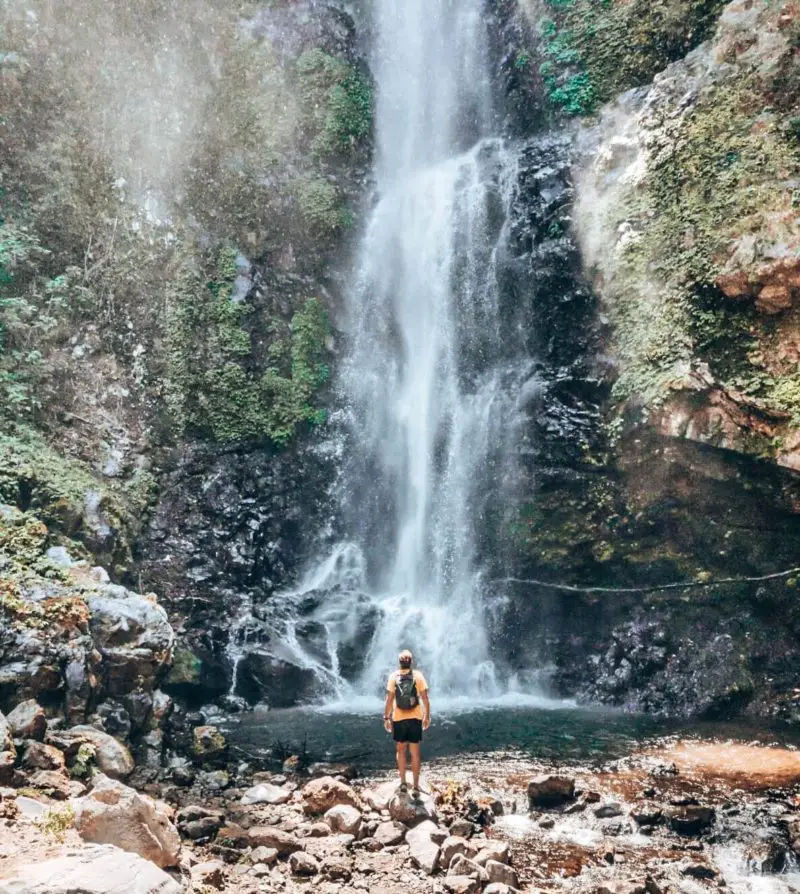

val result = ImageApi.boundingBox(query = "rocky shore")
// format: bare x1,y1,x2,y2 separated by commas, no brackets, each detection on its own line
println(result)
1,699,799,894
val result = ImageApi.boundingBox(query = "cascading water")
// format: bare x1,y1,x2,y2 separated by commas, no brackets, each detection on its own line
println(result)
232,0,540,703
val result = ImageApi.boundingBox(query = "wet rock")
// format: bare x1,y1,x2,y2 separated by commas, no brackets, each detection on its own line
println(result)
789,817,800,854
191,861,225,889
0,844,181,894
289,851,319,876
444,878,482,894
388,788,438,825
474,840,511,866
197,769,229,790
241,781,292,805
682,863,718,879
406,819,441,874
7,700,46,741
22,741,65,771
374,820,406,846
665,805,715,835
72,774,181,869
527,774,575,807
325,803,362,835
631,803,663,826
191,725,227,767
594,801,625,818
95,702,131,740
65,726,135,780
485,860,521,889
248,826,304,855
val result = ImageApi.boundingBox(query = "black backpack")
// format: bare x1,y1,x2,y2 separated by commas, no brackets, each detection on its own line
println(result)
394,672,419,710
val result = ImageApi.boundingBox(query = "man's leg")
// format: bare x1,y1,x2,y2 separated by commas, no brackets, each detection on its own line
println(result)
409,742,422,792
396,742,408,785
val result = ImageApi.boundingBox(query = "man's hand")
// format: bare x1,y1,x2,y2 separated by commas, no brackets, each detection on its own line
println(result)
422,715,431,731
383,718,392,733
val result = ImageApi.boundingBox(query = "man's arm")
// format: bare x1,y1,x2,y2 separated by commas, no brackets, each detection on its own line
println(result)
383,690,394,732
421,691,431,730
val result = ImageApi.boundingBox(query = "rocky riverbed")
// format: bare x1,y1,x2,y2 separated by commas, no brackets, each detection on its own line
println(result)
1,702,799,894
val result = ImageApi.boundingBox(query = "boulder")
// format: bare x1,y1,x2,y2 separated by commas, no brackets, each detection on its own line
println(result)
325,803,362,835
0,844,181,894
179,816,221,841
307,762,356,779
665,805,715,835
474,840,511,866
363,779,397,811
789,817,800,854
527,774,575,807
72,775,181,868
406,819,441,874
450,818,474,837
67,727,135,779
248,826,304,855
444,878,482,894
441,835,477,867
22,741,65,771
289,851,319,876
484,886,518,894
321,857,352,881
302,775,359,814
631,803,663,826
241,782,292,805
388,788,437,825
191,725,227,767
7,700,46,741
485,860,520,888
374,820,407,847
308,822,331,837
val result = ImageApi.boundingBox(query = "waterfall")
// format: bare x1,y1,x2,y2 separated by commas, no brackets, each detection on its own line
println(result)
247,0,536,702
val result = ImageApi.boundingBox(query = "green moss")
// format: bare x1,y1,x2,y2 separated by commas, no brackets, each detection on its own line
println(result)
296,49,373,157
537,0,726,116
166,252,331,444
294,176,347,235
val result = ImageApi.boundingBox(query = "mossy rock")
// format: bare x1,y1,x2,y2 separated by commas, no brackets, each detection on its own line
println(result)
191,724,228,767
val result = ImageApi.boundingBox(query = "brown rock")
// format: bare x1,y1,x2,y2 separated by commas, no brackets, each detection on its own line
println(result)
302,775,360,815
190,861,225,889
388,788,437,825
474,840,511,866
289,851,319,876
406,819,441,874
485,859,520,888
449,854,488,882
30,769,72,800
72,775,181,868
665,805,715,835
23,741,65,772
324,803,362,835
321,857,352,881
373,820,406,846
441,835,477,868
248,825,304,855
527,774,575,807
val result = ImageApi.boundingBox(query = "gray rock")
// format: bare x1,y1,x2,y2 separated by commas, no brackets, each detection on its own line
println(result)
441,835,477,868
7,700,46,741
0,710,15,757
449,818,474,837
249,846,278,865
0,844,180,894
325,803,362,835
388,788,437,825
248,826,304,855
444,878,482,894
484,885,518,894
594,801,625,818
448,854,488,882
406,819,441,874
373,820,406,846
474,840,511,866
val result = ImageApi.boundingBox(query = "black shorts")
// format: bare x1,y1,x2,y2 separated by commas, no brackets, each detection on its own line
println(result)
392,718,423,743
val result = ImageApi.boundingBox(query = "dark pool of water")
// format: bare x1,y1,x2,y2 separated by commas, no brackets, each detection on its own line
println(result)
219,697,800,771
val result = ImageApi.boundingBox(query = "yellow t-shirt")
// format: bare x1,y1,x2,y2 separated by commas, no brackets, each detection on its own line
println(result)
387,669,428,721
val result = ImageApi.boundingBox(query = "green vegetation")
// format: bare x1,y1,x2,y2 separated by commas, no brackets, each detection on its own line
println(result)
38,804,75,842
167,248,330,444
296,49,373,157
536,0,727,116
70,742,97,780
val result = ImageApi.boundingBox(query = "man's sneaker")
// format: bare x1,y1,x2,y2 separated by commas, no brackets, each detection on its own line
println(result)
398,782,408,793
411,788,421,801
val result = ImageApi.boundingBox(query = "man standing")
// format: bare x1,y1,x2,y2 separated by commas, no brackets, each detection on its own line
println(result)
383,649,430,799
